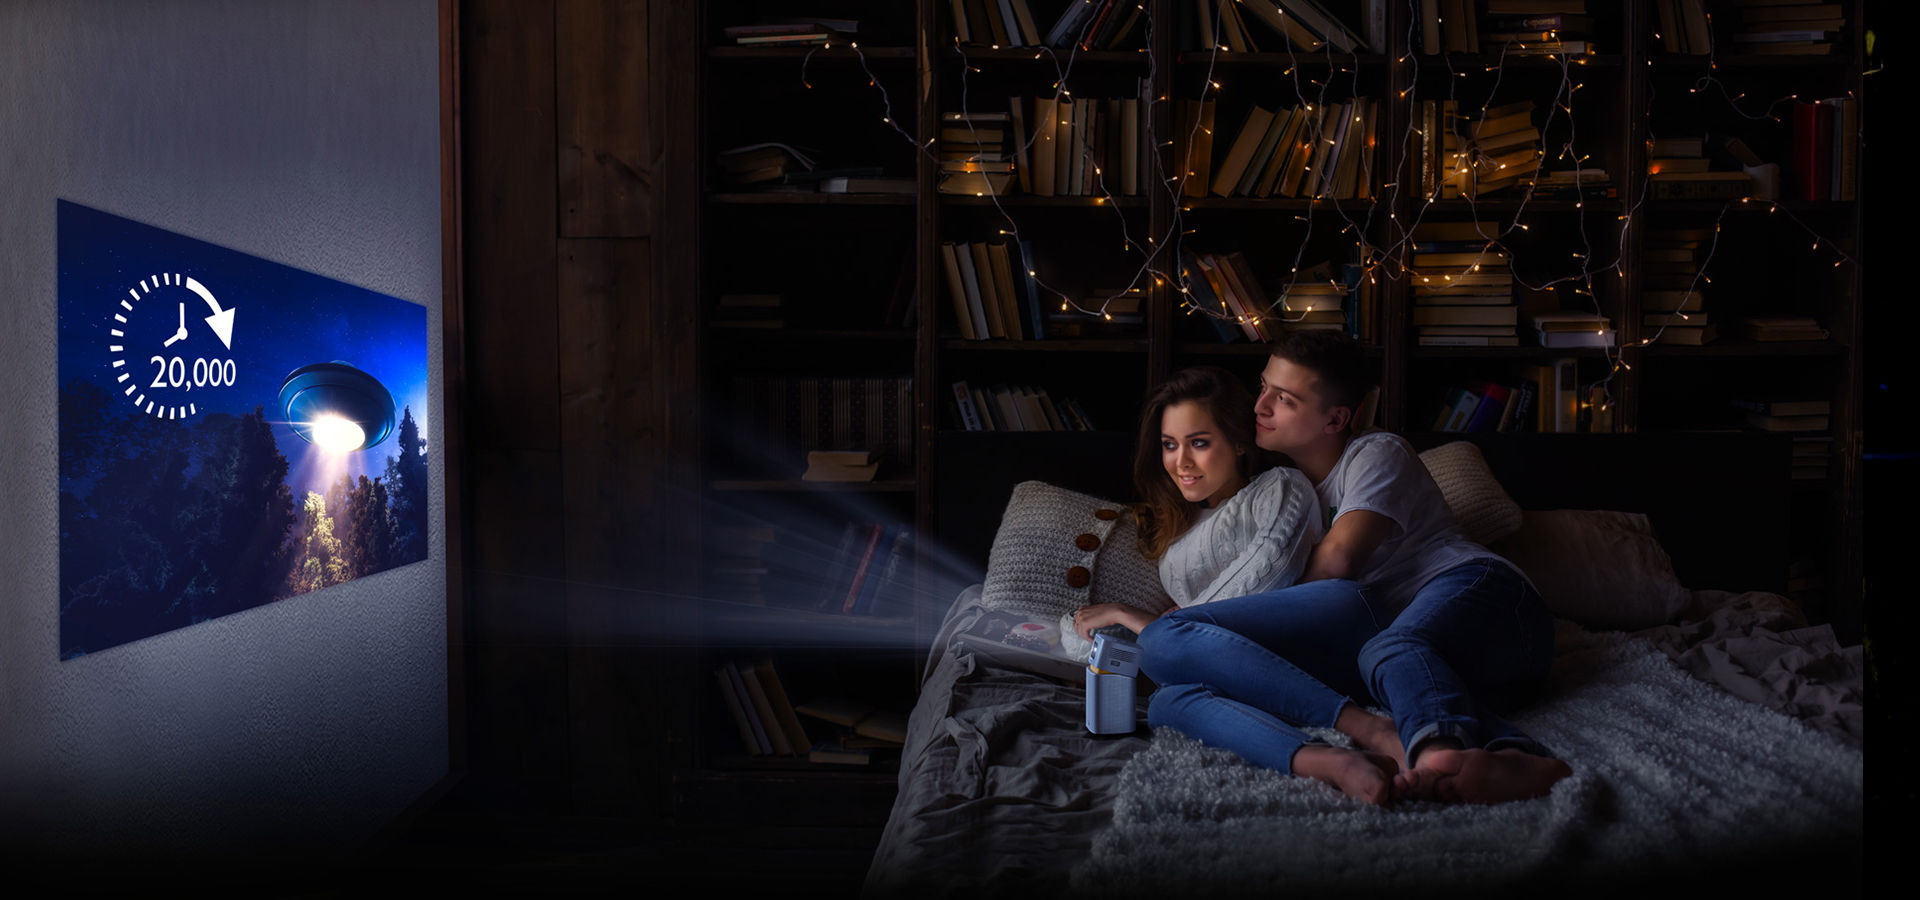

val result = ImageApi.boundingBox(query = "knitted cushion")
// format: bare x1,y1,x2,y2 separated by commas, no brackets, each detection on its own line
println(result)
979,480,1174,625
1418,440,1523,546
1490,509,1691,630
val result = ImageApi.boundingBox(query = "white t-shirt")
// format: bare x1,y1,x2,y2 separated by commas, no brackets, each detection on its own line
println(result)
1315,431,1516,615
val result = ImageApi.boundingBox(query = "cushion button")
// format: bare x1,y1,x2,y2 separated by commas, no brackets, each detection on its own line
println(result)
1075,533,1101,551
1065,566,1091,588
1094,508,1120,520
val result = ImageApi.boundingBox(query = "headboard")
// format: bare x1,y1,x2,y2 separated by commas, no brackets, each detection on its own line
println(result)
931,431,1792,595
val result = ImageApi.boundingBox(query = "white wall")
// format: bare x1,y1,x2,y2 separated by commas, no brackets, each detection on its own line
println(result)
0,0,446,863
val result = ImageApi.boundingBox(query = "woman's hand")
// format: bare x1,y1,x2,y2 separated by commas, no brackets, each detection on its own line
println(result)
1071,603,1156,640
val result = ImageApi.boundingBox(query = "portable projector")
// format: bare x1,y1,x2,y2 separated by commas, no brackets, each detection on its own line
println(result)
1085,633,1142,735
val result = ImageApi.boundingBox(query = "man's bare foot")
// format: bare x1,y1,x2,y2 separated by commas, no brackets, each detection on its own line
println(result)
1293,744,1400,806
1393,746,1572,805
1335,705,1407,771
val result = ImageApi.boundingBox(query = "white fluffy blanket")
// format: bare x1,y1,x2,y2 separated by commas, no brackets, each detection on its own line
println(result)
1071,627,1864,895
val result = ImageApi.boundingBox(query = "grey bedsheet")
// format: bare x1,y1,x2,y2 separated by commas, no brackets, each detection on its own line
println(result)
861,587,1145,897
862,585,1865,897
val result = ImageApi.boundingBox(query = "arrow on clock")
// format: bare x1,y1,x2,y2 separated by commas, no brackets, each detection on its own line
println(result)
182,277,235,350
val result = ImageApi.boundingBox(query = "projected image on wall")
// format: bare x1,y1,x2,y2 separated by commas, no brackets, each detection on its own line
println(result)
57,200,430,659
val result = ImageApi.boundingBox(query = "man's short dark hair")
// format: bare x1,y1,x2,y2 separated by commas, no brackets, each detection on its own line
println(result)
1268,330,1372,413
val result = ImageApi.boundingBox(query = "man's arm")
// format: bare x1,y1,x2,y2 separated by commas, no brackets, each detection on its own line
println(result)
1302,509,1396,582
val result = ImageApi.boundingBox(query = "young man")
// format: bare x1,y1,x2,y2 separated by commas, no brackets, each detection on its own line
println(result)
1253,330,1572,804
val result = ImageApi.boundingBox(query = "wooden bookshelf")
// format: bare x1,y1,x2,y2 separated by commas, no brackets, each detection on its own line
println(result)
683,0,1869,782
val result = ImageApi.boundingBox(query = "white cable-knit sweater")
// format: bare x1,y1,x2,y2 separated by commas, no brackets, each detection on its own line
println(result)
1156,466,1324,608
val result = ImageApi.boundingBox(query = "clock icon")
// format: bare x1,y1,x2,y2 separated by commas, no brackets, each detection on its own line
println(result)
106,272,238,420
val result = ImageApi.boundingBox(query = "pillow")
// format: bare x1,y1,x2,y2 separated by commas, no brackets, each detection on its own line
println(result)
1490,509,1691,631
1418,440,1522,546
979,480,1174,624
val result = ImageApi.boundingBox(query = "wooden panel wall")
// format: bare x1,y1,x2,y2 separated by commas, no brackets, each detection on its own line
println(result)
456,0,699,820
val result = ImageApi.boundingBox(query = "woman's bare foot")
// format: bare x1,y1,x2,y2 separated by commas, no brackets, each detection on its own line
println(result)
1292,744,1401,806
1335,705,1407,771
1393,746,1572,805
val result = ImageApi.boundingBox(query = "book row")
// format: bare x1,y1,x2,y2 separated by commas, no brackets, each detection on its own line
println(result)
1426,358,1595,434
709,521,915,618
1657,0,1846,56
712,657,908,765
1204,97,1380,200
949,381,1097,432
724,376,914,477
940,91,1154,198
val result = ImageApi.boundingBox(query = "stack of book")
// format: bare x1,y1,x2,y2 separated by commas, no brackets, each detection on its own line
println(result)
1019,91,1149,197
940,239,1043,340
1729,1,1843,55
1482,1,1595,55
1048,286,1145,337
720,17,858,47
1733,397,1830,444
949,381,1096,431
1527,167,1613,201
1641,226,1713,345
815,521,914,616
1439,100,1541,199
1195,0,1368,53
801,449,880,483
938,111,1014,196
1647,135,1751,200
1274,280,1349,333
1421,0,1592,55
1207,98,1378,200
1791,97,1859,201
794,697,908,766
715,142,815,189
1409,224,1517,346
1725,315,1829,342
711,293,783,331
713,658,814,758
1531,311,1614,348
1654,0,1713,54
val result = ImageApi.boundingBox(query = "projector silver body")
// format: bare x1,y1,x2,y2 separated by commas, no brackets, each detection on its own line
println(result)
1085,633,1142,735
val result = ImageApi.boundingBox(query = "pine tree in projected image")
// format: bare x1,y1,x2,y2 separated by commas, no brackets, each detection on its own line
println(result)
292,490,349,594
383,406,429,564
342,475,397,579
184,407,298,621
58,381,300,657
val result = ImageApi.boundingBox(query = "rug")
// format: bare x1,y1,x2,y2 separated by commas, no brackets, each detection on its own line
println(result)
1070,630,1864,895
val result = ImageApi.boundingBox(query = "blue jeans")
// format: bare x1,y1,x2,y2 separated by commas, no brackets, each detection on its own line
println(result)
1138,580,1384,774
1358,559,1557,764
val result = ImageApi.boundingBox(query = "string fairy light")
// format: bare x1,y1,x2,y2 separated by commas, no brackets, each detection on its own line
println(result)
773,0,1858,424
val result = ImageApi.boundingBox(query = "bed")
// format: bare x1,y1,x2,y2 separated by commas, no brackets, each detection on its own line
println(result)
861,433,1863,897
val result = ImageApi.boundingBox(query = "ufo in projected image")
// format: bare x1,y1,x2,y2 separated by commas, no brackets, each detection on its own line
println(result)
279,361,397,453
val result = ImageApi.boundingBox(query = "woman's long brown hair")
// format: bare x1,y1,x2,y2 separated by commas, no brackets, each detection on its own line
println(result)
1130,365,1268,561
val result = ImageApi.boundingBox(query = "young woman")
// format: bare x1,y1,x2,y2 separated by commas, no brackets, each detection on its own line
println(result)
1068,366,1407,805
